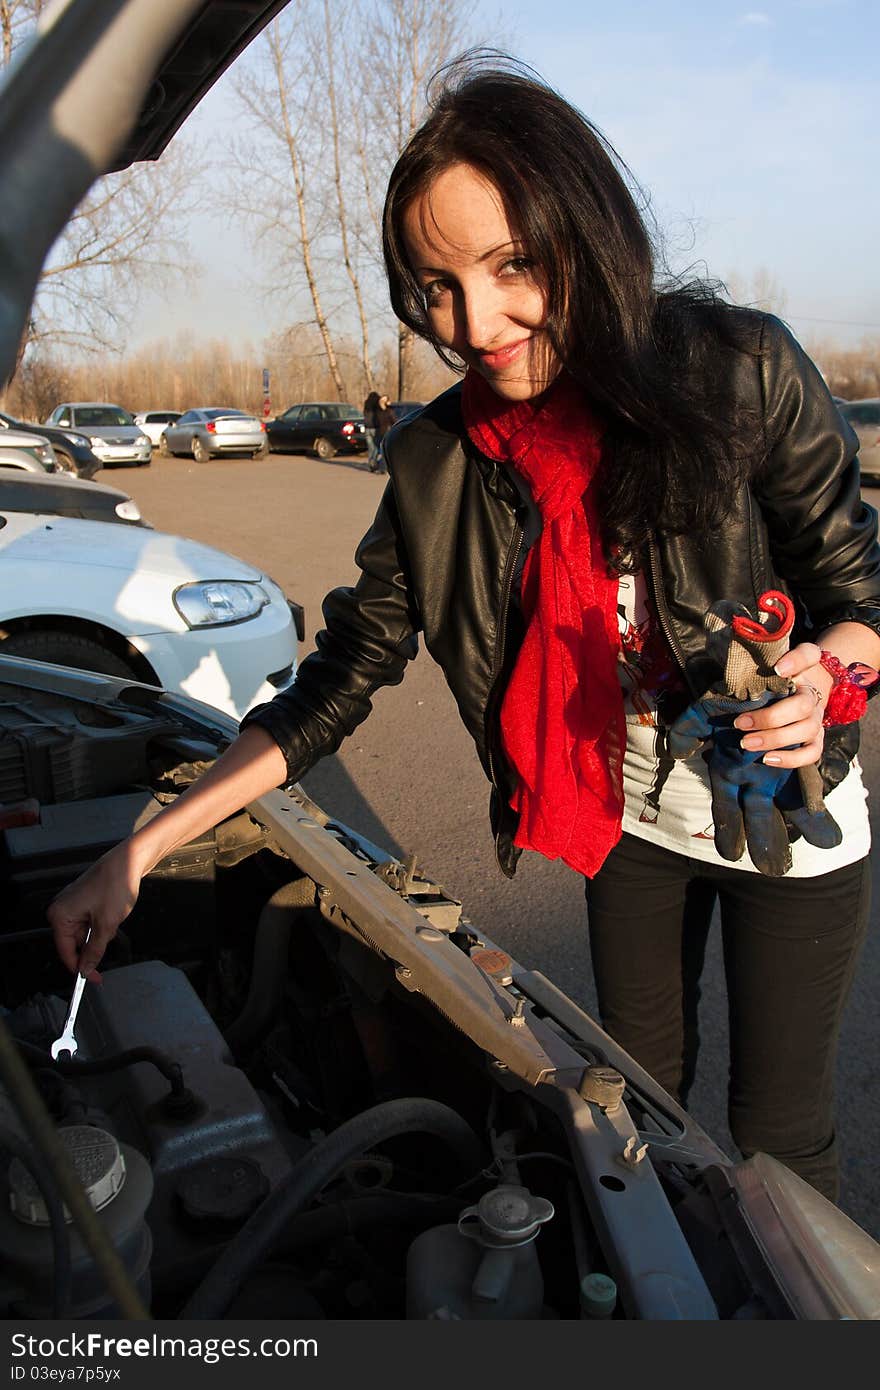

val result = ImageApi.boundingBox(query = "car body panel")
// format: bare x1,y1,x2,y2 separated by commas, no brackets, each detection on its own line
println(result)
0,512,297,720
0,447,54,474
0,469,145,524
0,428,57,469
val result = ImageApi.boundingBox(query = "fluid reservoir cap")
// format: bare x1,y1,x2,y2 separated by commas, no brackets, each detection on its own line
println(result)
9,1125,126,1226
176,1156,270,1232
458,1184,555,1248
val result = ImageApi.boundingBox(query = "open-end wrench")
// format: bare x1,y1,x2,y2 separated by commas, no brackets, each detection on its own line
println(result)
50,927,91,1060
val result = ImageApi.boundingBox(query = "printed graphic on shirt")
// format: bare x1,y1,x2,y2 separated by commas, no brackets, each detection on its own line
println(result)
616,574,701,829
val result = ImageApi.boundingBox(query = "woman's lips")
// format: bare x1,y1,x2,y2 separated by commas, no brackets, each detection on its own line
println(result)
477,338,530,370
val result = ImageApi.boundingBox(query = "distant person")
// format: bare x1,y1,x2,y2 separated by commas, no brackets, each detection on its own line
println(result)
49,57,880,1204
363,390,380,470
373,395,397,474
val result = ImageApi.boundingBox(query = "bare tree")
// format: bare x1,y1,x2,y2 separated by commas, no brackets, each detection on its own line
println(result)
232,0,484,404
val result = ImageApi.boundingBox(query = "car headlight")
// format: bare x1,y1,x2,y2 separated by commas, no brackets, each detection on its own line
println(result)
35,444,54,464
88,435,106,449
114,499,143,523
173,580,270,629
63,432,90,448
724,1151,880,1319
137,434,151,448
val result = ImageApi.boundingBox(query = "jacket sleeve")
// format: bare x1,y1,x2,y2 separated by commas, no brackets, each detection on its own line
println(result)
240,483,421,783
753,314,880,640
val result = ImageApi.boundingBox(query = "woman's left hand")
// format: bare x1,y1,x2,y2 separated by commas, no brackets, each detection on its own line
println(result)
733,641,832,769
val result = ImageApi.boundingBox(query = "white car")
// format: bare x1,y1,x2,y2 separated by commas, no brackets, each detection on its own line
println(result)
0,510,301,721
133,409,183,447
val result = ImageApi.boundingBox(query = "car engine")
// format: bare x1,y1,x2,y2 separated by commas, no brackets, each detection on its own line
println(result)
0,667,829,1321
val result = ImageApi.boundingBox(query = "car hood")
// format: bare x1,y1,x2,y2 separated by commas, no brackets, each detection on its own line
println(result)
0,511,263,581
77,425,146,441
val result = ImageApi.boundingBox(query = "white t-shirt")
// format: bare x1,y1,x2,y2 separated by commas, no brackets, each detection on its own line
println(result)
616,571,870,875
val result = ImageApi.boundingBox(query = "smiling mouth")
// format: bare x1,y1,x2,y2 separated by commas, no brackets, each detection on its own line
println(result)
477,338,530,370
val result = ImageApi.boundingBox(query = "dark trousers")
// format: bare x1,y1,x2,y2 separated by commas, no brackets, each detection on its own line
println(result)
584,833,871,1200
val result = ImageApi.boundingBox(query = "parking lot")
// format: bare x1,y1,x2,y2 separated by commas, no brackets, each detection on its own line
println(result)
105,448,880,1238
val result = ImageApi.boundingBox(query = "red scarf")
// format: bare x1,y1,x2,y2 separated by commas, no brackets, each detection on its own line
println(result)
462,368,625,877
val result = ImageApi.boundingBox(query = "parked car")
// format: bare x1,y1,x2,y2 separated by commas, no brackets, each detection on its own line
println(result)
0,428,58,472
2,0,880,1327
265,401,367,459
0,468,145,525
0,510,301,721
391,400,426,421
0,409,100,478
44,402,152,468
160,407,268,461
837,398,880,485
133,408,183,447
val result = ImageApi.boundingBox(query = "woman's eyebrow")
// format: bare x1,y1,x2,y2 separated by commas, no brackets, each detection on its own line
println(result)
413,240,523,275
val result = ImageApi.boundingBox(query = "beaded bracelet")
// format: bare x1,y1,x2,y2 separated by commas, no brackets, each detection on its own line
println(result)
819,650,880,726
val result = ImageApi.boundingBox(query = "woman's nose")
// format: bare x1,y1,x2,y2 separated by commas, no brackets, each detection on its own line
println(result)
459,283,505,349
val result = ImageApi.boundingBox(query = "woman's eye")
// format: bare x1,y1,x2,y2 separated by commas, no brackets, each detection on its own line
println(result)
422,280,449,307
499,256,535,277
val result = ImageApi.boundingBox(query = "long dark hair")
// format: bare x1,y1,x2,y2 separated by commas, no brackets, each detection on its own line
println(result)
382,55,760,566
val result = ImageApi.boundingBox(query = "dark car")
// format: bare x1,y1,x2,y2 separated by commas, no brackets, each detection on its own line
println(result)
391,400,425,421
837,398,880,485
0,468,146,525
0,410,100,479
266,401,367,459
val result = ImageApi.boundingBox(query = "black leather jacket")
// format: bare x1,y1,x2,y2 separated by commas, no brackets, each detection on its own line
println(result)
243,313,880,876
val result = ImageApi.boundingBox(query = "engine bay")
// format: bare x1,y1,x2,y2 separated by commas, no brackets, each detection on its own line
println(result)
0,670,794,1320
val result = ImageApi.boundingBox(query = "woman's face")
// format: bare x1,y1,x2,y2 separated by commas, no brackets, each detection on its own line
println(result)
402,162,561,402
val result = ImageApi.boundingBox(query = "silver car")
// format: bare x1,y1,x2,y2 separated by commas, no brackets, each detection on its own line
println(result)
160,407,269,462
0,428,58,473
45,402,152,467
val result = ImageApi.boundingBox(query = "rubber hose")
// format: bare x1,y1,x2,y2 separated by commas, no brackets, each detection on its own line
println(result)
18,1040,186,1095
224,876,315,1055
180,1096,484,1318
0,1124,71,1317
273,1191,462,1254
0,1016,149,1319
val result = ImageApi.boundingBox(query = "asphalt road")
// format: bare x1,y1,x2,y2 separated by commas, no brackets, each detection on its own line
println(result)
109,449,880,1238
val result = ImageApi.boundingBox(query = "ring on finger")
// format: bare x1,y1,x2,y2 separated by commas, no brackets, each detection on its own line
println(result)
804,682,823,707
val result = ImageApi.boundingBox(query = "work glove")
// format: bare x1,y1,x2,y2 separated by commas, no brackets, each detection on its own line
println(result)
667,592,841,877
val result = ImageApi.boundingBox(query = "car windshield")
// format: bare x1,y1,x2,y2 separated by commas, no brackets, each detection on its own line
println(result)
203,409,246,420
75,407,134,427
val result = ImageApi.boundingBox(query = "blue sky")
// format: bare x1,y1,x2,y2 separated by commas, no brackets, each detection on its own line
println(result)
146,0,878,359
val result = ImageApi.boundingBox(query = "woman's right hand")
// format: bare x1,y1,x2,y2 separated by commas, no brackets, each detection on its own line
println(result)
47,839,145,979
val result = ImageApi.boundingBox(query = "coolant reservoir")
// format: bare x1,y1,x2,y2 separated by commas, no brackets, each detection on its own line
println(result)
0,1125,153,1318
406,1183,554,1320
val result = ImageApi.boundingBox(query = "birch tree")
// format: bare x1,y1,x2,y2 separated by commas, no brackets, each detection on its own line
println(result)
233,0,483,402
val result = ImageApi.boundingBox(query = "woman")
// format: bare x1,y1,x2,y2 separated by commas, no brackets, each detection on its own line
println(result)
49,60,880,1202
372,394,397,474
362,390,381,470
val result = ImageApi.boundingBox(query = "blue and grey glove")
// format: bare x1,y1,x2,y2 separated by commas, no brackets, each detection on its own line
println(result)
667,592,841,877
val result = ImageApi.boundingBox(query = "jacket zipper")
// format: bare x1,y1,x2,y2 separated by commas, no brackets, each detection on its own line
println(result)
646,533,696,694
485,518,524,791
